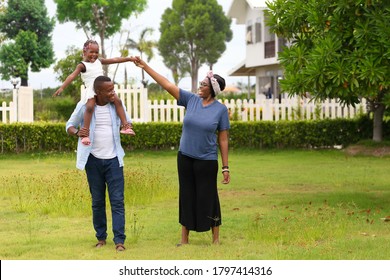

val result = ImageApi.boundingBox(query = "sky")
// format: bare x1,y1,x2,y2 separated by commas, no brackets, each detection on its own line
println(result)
0,0,250,90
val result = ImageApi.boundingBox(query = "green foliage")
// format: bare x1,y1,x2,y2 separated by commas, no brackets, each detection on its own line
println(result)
0,123,74,153
34,96,76,122
33,87,59,100
125,27,157,87
266,0,390,141
0,0,55,86
267,0,390,101
229,117,377,149
53,46,84,100
55,0,147,37
159,0,232,91
121,122,183,151
54,0,147,64
218,92,256,101
1,117,389,154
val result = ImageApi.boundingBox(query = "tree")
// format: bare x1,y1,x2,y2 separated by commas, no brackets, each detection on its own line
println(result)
0,0,6,43
159,0,232,92
126,27,157,87
54,0,147,75
53,46,83,101
0,0,55,86
266,0,390,142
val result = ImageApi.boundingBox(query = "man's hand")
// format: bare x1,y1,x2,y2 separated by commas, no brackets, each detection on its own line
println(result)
77,127,89,138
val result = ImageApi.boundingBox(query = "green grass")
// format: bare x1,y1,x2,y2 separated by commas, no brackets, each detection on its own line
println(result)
1,149,390,260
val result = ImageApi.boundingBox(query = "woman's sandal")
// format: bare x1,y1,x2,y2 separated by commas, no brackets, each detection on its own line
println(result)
115,243,126,252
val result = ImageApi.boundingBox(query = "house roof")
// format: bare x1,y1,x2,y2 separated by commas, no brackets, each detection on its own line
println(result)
227,0,269,24
223,85,241,93
227,60,257,77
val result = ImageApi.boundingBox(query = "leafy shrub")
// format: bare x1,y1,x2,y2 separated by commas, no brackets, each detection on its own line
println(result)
0,116,388,154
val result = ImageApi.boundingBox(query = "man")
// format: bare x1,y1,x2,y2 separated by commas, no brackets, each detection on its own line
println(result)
66,76,131,252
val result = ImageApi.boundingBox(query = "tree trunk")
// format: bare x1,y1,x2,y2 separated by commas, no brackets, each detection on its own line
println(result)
141,69,147,87
172,68,179,85
124,66,128,88
191,59,199,93
372,103,385,142
20,77,28,87
99,33,108,76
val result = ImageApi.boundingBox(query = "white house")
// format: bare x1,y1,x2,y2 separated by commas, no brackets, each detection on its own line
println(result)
227,0,286,101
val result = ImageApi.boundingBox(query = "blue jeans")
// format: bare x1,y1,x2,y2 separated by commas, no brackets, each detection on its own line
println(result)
85,154,126,245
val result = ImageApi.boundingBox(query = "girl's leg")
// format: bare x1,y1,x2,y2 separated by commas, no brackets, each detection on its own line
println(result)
113,95,135,135
82,98,95,145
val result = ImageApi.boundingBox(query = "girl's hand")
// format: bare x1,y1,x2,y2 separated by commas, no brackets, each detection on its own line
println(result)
134,57,145,68
53,88,62,97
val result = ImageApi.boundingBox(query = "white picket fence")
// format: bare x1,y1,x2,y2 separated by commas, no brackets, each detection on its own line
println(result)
0,86,34,124
223,96,367,121
103,85,366,123
1,85,366,124
0,101,16,123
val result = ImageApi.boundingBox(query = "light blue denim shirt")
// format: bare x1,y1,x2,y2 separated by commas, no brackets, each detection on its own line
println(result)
66,101,131,170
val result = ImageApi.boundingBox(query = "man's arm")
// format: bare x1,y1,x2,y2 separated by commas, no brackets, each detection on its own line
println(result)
66,101,85,136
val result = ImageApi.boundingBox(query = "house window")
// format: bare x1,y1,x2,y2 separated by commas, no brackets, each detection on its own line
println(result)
264,15,275,58
255,18,261,43
246,25,253,44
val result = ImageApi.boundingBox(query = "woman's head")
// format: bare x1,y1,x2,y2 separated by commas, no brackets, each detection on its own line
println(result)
206,71,225,98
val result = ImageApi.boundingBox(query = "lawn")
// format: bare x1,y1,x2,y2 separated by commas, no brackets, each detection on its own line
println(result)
0,149,390,260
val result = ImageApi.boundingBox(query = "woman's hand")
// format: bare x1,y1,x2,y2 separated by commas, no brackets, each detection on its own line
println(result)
221,172,230,184
134,56,145,68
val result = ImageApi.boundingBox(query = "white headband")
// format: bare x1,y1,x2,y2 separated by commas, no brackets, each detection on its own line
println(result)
207,71,221,95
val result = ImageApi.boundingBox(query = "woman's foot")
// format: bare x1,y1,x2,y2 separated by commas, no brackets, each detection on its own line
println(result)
212,226,220,244
178,226,189,246
81,137,91,146
120,123,135,135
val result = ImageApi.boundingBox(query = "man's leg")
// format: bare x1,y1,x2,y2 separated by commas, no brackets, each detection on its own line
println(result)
105,157,126,246
85,154,108,243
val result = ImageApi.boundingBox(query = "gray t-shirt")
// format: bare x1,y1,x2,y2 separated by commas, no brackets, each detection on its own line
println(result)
178,89,230,160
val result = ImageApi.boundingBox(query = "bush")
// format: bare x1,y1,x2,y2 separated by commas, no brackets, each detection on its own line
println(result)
1,116,388,154
34,97,76,122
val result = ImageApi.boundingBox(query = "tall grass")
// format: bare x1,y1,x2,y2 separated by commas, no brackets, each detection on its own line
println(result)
1,157,176,217
1,149,390,260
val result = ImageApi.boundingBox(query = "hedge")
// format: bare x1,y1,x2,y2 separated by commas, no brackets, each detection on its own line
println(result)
0,117,388,154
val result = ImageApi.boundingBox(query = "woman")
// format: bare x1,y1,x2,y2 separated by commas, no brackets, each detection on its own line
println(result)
134,58,231,245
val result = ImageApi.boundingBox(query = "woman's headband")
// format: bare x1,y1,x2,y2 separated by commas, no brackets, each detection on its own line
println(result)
207,71,221,96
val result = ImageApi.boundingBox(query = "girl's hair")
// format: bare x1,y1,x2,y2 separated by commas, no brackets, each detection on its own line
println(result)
83,39,99,52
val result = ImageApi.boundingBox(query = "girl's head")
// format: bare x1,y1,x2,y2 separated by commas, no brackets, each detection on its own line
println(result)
82,39,99,62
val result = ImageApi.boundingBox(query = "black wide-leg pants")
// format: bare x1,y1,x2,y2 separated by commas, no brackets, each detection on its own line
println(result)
177,151,221,232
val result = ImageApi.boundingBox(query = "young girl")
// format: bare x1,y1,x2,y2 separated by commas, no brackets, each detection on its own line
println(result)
54,39,136,145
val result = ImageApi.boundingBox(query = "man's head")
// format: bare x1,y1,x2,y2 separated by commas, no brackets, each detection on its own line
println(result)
93,76,115,104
